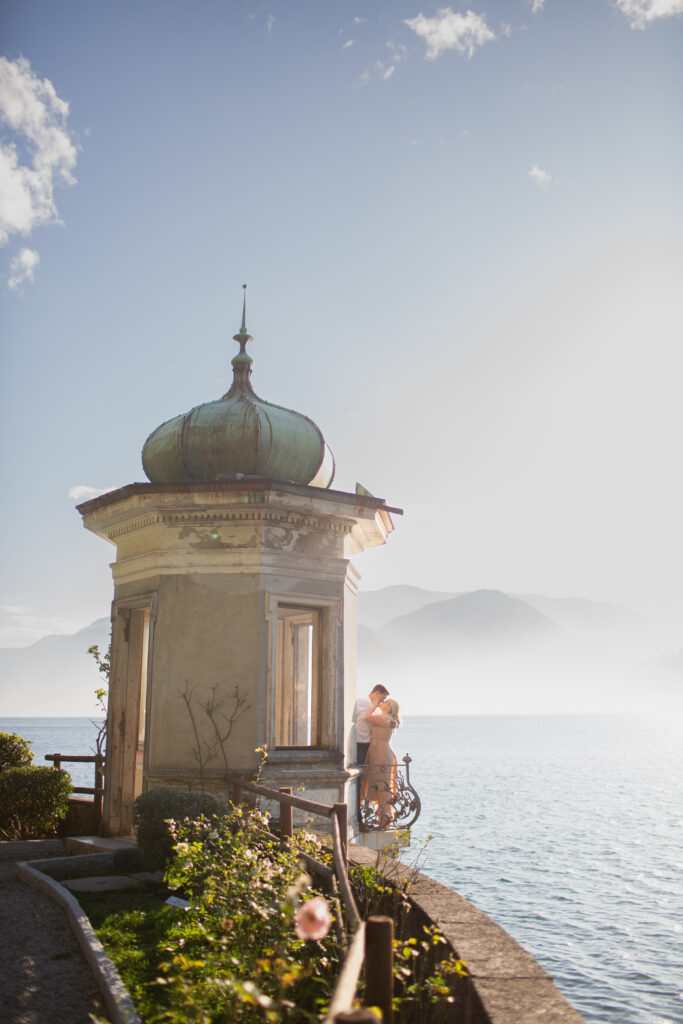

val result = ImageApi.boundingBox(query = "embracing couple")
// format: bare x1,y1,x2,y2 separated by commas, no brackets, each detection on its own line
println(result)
355,684,401,829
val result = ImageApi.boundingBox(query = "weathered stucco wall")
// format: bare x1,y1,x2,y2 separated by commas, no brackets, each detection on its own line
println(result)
79,480,400,836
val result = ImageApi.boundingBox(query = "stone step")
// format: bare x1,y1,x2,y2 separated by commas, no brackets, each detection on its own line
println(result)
65,835,139,856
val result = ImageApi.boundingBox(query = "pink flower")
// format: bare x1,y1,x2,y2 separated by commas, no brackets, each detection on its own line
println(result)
294,897,332,941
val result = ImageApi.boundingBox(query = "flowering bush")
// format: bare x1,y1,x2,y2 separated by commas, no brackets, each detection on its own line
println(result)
146,806,340,1022
293,897,332,942
87,804,466,1023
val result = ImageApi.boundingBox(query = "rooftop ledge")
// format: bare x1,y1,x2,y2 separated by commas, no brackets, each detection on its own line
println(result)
76,478,403,519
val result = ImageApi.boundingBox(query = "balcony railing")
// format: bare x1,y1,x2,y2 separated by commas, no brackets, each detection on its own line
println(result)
359,754,421,832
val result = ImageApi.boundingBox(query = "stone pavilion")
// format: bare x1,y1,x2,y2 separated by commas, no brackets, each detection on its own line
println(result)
78,288,400,837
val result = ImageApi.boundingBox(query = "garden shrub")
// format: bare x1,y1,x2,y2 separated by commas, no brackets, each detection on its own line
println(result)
93,805,340,1022
0,766,71,840
133,787,224,869
0,731,34,770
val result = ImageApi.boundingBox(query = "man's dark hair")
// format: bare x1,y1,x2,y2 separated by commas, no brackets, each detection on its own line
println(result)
370,684,389,696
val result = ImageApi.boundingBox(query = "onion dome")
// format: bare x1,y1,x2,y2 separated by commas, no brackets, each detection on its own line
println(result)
142,287,335,488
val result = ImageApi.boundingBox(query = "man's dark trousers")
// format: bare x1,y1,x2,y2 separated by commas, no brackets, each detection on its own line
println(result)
356,742,369,824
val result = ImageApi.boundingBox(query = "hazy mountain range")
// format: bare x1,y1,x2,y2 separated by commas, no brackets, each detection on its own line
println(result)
0,618,110,717
357,587,681,714
0,588,680,716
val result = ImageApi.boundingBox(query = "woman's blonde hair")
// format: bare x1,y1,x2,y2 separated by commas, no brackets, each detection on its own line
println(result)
385,698,401,727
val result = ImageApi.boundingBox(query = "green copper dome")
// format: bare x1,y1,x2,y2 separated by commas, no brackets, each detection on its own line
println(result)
142,288,335,488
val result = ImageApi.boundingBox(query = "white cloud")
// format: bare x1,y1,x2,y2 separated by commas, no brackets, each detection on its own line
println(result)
529,164,553,188
342,39,354,50
266,13,274,32
68,485,114,501
356,41,408,86
8,246,39,289
0,57,78,249
531,0,546,12
405,7,496,60
614,0,683,27
353,17,367,25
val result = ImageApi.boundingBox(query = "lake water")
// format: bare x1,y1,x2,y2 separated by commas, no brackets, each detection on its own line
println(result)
0,716,104,790
2,713,681,1023
401,714,683,1024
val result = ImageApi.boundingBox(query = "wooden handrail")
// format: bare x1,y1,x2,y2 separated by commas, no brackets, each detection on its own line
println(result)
223,770,333,818
224,769,393,1019
45,754,105,764
331,811,360,928
323,924,366,1023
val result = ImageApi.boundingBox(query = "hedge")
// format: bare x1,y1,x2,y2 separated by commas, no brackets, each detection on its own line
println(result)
0,766,72,840
133,788,224,869
0,731,34,770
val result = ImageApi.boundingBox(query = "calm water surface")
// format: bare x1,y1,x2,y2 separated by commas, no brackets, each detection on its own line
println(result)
2,713,681,1023
400,714,683,1024
1,716,103,790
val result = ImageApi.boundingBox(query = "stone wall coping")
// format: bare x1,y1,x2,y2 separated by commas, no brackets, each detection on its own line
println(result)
348,843,586,1024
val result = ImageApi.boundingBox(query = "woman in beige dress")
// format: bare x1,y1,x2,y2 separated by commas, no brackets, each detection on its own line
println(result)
362,698,401,828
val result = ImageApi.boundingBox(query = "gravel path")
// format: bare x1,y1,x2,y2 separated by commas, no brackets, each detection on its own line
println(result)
0,841,108,1024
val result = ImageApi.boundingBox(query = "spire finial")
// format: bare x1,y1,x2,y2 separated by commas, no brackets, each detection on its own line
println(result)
230,283,254,389
233,283,253,352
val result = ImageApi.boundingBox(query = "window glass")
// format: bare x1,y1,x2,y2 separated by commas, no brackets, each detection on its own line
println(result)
276,606,321,747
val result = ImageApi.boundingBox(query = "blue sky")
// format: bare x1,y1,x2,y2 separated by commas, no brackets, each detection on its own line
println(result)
1,0,682,647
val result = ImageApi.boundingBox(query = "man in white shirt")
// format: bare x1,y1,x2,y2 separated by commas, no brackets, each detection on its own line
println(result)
355,684,389,766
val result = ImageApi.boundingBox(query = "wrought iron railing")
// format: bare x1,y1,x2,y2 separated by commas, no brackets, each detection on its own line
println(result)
359,754,421,832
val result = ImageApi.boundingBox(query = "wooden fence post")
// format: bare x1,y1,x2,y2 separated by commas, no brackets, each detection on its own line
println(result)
365,916,393,1024
94,754,104,820
279,787,293,838
54,754,62,772
333,802,348,868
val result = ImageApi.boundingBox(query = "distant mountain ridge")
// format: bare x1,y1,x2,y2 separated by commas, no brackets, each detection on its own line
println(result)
357,585,640,638
0,587,679,716
357,585,456,630
379,590,559,648
356,585,680,713
0,618,110,717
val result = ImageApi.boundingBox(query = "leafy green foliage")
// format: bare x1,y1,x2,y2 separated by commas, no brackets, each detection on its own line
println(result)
88,641,111,682
391,925,468,1024
0,731,35,770
95,805,340,1022
88,640,110,757
78,887,169,1002
133,788,225,870
90,803,466,1023
351,853,469,1024
0,765,71,840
